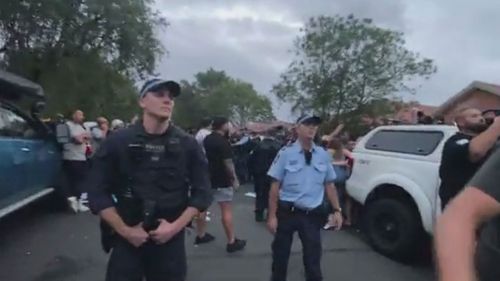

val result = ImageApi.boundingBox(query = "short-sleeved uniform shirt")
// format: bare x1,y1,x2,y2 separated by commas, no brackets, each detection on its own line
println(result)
203,132,233,188
439,133,484,207
468,149,500,281
267,141,336,209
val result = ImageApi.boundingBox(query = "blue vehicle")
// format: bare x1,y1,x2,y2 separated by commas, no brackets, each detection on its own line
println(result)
0,69,65,218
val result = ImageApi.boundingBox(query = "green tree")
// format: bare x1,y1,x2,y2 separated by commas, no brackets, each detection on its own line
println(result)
173,69,275,129
273,14,437,122
0,0,166,119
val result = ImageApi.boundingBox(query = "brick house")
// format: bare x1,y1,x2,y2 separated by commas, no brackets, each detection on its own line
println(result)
434,81,500,123
360,101,437,126
393,102,437,124
244,121,292,133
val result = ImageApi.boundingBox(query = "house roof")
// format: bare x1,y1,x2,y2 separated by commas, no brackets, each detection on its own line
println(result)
434,81,500,116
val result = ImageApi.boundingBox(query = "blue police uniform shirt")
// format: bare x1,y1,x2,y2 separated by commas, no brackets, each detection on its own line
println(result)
267,141,336,209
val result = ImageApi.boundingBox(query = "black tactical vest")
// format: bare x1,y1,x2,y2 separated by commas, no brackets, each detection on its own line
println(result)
114,126,189,224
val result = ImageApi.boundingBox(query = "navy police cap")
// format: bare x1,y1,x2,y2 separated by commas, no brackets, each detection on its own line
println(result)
139,79,181,99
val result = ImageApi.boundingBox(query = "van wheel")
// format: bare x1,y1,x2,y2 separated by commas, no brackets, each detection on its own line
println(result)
364,198,423,261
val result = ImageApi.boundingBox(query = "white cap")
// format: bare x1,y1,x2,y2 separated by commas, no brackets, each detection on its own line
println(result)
111,119,125,130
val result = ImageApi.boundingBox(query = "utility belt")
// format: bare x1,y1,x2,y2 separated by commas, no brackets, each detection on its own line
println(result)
116,197,184,227
278,200,326,217
100,197,184,253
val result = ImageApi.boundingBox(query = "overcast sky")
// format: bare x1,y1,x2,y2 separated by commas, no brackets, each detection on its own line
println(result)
154,0,500,121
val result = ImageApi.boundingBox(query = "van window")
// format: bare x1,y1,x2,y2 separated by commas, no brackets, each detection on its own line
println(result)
365,130,444,155
0,107,37,138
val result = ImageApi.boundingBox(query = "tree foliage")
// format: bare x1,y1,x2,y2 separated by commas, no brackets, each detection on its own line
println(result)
0,0,166,119
174,69,275,129
273,15,437,122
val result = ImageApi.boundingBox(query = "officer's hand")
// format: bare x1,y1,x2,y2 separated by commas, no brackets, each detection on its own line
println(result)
331,212,343,231
149,219,180,245
267,215,278,234
123,223,149,248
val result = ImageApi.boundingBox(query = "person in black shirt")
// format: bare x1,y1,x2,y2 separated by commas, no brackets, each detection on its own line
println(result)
248,130,281,222
439,107,500,209
436,142,500,281
203,116,247,253
87,79,212,281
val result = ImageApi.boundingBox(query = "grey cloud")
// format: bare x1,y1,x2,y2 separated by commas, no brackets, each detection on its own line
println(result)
154,0,500,120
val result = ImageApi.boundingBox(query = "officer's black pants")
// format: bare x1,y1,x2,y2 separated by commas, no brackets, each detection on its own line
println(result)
271,211,323,281
254,174,271,212
106,230,186,281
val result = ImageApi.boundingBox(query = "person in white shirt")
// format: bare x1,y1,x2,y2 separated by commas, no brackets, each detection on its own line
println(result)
63,110,91,213
195,118,212,151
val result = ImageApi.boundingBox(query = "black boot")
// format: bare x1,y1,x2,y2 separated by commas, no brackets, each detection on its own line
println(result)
255,210,265,222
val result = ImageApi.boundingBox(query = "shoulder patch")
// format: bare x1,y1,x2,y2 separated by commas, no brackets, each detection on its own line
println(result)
456,139,469,146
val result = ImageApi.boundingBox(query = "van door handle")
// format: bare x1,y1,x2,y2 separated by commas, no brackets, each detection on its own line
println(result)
21,147,30,152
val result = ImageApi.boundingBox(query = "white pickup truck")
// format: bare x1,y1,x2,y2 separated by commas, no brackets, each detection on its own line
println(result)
346,125,458,261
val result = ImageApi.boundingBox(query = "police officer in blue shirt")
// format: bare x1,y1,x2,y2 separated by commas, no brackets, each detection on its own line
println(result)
267,115,343,281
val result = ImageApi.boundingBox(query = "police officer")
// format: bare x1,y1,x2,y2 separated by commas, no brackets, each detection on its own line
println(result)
436,148,500,281
88,78,213,281
439,107,500,209
248,129,281,222
267,115,343,281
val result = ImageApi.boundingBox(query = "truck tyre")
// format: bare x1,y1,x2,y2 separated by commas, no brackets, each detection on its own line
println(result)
364,198,424,261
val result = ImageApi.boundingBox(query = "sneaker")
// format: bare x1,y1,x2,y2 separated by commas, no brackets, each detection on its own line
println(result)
67,197,79,213
226,238,246,253
195,233,215,245
323,223,335,230
80,193,88,201
78,200,90,212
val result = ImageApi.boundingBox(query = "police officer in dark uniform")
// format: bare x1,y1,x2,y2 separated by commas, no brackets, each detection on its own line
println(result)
439,107,500,209
248,129,281,222
267,115,343,281
88,78,212,281
436,144,500,281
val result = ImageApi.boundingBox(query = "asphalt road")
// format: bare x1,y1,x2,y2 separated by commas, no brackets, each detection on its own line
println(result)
0,186,435,281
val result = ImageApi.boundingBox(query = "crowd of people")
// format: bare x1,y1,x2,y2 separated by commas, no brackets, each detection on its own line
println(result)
51,77,500,281
43,78,360,281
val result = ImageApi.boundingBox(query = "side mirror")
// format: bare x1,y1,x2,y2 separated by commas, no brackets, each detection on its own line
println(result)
30,101,46,118
55,123,70,144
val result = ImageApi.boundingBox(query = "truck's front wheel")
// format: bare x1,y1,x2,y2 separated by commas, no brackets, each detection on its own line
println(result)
364,198,424,261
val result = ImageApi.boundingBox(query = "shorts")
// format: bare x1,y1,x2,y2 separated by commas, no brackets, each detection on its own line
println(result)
213,187,234,202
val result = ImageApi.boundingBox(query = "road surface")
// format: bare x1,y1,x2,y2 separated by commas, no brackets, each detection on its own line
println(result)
0,185,434,281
